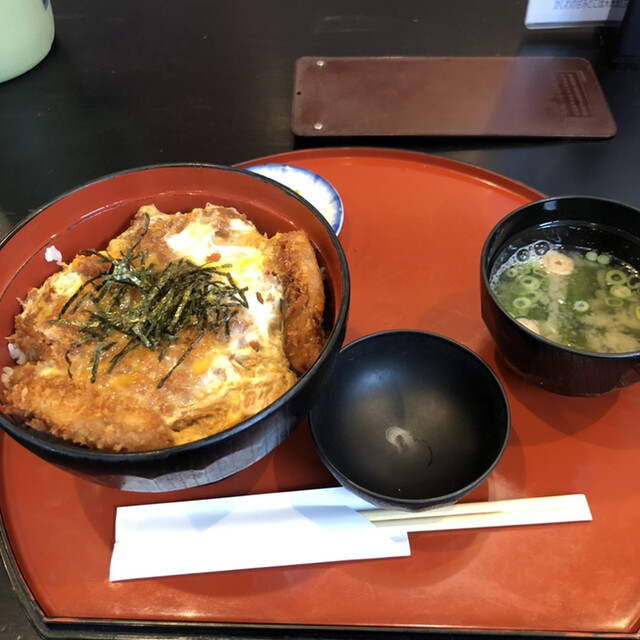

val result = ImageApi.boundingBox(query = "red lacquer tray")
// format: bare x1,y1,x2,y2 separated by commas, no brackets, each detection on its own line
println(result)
1,148,639,638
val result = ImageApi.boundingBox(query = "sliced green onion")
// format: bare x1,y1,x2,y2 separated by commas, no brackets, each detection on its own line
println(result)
628,275,640,290
636,305,640,320
517,275,541,292
597,254,611,265
605,296,624,308
519,263,533,275
530,261,546,276
605,269,627,286
573,300,589,313
513,296,532,312
505,267,519,279
610,285,632,299
585,251,598,262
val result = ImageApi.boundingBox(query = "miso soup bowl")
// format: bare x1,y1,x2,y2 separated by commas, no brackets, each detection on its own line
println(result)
0,164,350,491
480,196,640,396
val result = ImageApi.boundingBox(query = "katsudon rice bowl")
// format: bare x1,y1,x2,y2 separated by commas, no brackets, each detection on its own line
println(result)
0,164,350,491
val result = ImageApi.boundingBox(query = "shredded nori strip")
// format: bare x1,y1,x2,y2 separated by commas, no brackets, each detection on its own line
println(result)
51,214,249,387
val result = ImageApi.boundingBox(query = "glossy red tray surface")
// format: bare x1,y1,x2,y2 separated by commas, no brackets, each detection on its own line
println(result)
1,149,639,636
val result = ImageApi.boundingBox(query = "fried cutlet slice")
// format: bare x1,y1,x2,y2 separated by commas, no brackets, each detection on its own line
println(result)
270,230,326,374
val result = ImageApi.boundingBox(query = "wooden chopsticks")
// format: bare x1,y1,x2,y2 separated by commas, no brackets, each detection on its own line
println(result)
359,494,592,535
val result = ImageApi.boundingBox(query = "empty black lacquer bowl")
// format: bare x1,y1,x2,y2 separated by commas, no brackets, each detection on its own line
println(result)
481,196,640,396
308,330,510,511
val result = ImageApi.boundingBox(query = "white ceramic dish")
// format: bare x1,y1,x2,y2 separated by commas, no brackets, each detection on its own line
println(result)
246,163,344,235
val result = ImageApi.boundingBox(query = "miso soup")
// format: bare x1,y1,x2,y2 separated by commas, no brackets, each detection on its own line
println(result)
490,241,640,354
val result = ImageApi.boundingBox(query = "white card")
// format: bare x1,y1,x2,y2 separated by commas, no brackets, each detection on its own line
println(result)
525,0,629,29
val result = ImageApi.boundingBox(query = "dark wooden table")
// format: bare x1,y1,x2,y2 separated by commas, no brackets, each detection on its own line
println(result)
1,1,638,638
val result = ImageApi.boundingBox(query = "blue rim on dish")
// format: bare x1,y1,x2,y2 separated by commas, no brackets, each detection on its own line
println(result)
246,163,344,235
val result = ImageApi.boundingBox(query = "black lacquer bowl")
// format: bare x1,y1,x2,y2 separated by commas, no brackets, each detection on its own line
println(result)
308,330,510,511
0,164,350,491
481,196,640,396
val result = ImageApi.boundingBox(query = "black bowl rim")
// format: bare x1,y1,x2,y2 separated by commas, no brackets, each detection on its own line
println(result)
480,195,640,359
0,162,351,462
308,329,511,508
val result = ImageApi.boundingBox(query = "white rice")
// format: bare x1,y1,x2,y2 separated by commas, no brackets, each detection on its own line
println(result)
44,244,63,265
7,343,26,365
1,366,13,389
